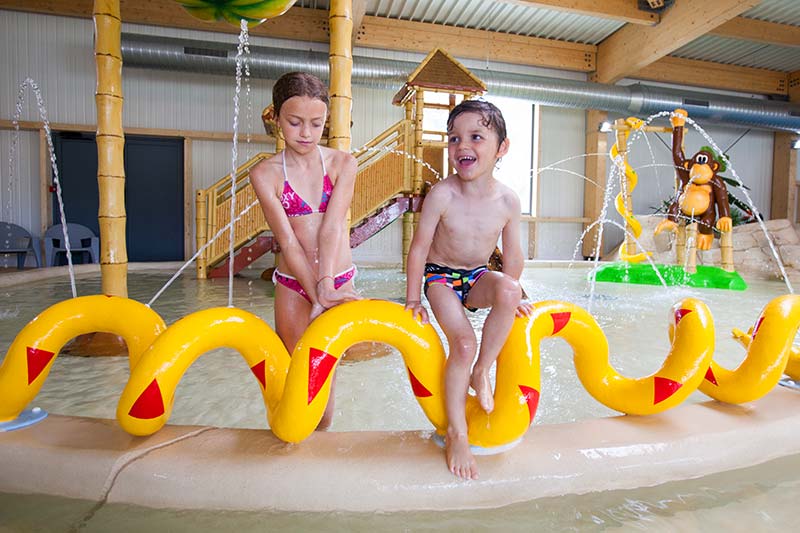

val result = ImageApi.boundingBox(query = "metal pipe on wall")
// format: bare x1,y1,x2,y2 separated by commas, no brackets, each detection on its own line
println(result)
120,33,800,132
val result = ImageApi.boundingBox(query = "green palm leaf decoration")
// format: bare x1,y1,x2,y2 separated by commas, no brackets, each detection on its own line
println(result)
175,0,297,26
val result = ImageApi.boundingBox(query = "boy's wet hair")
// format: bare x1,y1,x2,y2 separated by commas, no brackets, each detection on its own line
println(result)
446,99,507,147
272,72,329,116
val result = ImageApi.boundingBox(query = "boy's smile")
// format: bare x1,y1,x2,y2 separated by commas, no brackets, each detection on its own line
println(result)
447,111,509,182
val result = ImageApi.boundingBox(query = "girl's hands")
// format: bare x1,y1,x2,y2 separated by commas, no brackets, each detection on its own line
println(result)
316,277,360,311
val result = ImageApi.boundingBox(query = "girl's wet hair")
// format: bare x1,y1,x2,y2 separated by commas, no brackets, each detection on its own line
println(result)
447,99,507,147
272,72,329,116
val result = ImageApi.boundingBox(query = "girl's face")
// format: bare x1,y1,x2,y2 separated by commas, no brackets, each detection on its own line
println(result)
447,111,509,182
277,95,327,154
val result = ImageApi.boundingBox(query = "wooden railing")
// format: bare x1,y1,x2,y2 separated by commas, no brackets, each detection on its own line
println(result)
351,119,412,225
195,119,416,277
195,153,272,277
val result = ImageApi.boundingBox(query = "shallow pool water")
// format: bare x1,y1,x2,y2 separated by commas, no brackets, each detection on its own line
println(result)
0,265,792,431
1,264,799,530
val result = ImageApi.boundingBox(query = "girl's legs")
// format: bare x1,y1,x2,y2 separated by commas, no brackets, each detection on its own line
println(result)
463,271,522,413
275,282,337,430
426,284,480,480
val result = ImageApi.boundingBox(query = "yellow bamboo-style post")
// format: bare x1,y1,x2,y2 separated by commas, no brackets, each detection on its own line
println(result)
615,119,637,258
413,89,425,195
195,189,208,279
94,0,127,296
720,230,734,272
328,0,353,152
402,212,414,272
403,100,413,191
685,222,698,274
675,223,686,266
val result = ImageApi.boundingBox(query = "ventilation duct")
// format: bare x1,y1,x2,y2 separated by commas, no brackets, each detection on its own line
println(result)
121,33,800,133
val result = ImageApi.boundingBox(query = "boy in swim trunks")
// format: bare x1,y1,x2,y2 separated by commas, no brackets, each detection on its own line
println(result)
405,99,531,480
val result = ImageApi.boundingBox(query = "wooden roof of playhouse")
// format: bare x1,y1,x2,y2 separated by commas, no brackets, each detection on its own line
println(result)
392,48,486,105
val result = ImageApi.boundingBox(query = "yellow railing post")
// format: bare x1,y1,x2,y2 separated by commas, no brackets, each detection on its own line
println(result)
195,189,208,279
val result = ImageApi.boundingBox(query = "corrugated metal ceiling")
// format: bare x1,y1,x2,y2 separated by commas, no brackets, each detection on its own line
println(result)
296,0,800,72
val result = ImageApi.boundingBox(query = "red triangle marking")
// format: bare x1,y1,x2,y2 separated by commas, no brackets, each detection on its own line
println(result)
308,347,337,405
407,367,432,398
518,385,540,424
653,376,682,404
752,316,765,339
674,308,692,324
550,312,571,334
128,379,165,419
250,360,266,389
704,366,718,386
26,346,56,385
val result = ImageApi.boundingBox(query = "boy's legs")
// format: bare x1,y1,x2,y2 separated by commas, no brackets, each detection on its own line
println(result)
463,271,522,413
275,283,337,430
426,284,480,480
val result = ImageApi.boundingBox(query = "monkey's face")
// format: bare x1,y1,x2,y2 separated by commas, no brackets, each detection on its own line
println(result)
684,151,719,184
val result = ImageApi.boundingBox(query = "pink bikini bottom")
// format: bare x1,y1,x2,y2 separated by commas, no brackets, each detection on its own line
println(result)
272,265,357,303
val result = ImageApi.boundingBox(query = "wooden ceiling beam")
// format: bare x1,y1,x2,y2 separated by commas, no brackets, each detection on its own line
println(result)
593,0,760,84
789,71,800,102
2,0,792,97
351,0,367,47
0,0,331,42
634,56,788,96
356,15,595,72
711,16,800,48
497,0,658,25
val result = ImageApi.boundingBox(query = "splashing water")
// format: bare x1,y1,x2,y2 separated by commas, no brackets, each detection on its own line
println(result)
227,20,251,308
10,78,76,297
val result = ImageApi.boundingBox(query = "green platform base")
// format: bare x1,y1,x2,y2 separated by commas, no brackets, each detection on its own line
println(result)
592,263,747,291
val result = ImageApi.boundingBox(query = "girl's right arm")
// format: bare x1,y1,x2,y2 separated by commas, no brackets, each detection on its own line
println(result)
250,160,320,306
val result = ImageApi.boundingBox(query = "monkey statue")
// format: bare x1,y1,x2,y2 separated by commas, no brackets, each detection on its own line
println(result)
654,109,732,250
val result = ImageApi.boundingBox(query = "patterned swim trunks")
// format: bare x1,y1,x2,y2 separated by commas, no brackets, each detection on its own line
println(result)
423,262,489,312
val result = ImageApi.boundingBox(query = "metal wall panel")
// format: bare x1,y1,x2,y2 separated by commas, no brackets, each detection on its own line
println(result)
535,106,587,259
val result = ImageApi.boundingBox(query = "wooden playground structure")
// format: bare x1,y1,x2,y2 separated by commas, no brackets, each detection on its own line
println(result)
194,48,487,278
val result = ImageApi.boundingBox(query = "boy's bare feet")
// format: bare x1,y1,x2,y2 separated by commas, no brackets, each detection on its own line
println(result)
446,430,479,480
470,367,494,414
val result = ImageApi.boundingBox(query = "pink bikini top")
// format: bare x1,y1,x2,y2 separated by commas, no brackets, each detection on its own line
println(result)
280,146,333,217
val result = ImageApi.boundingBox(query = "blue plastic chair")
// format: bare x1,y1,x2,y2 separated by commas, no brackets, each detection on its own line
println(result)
44,223,100,267
0,222,41,269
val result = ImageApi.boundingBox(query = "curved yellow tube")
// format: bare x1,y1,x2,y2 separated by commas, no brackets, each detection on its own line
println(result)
0,295,166,422
706,294,800,402
118,300,447,442
612,117,650,264
566,297,714,416
6,294,799,450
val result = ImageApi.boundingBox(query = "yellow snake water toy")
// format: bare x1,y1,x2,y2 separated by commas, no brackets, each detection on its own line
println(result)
116,300,447,443
612,116,651,263
2,295,800,449
0,295,166,423
713,294,800,402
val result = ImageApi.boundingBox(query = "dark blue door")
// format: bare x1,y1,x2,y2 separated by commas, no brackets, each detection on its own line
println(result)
52,132,184,261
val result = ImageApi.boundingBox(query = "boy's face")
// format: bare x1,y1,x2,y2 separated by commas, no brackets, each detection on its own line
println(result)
447,111,509,182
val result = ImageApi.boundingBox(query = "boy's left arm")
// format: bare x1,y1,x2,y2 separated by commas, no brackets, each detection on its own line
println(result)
500,192,531,317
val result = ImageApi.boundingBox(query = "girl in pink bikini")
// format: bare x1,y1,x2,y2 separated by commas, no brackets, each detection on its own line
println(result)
250,72,359,429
